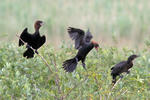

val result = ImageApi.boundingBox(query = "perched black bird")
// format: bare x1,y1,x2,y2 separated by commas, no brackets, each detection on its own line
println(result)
19,20,46,58
63,27,99,72
111,55,139,84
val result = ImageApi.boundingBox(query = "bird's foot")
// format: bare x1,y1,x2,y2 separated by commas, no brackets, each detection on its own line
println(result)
119,75,123,79
75,58,78,62
35,50,39,54
82,63,87,70
127,71,130,74
26,44,31,48
112,79,116,84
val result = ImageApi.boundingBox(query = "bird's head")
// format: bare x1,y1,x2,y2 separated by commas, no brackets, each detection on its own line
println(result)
127,54,139,62
85,28,93,43
34,20,44,31
91,40,99,51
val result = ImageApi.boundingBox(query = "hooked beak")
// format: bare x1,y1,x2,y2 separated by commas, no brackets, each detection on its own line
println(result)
40,22,44,26
95,47,98,52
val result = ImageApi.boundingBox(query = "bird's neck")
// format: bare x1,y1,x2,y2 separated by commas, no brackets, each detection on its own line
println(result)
127,60,133,69
84,43,94,53
79,43,94,53
34,25,40,33
35,28,40,35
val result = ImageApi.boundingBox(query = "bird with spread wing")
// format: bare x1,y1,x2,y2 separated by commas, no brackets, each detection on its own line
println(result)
19,20,46,58
63,27,99,72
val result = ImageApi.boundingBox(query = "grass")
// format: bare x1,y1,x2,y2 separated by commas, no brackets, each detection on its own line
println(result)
0,42,150,99
0,0,150,47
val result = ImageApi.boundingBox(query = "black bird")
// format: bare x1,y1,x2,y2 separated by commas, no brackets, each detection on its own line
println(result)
111,55,139,84
19,20,46,58
63,27,99,72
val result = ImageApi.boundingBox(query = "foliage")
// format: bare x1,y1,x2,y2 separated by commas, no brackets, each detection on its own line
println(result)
0,42,150,100
0,0,150,46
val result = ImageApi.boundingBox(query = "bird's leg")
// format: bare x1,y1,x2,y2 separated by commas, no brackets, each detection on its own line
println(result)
126,70,130,74
75,58,78,62
112,79,116,84
112,75,117,84
82,62,87,70
81,58,86,70
35,50,39,54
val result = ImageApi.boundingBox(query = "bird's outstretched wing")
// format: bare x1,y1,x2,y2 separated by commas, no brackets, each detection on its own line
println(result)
68,27,85,49
19,28,33,46
83,29,93,44
23,48,34,58
37,35,46,49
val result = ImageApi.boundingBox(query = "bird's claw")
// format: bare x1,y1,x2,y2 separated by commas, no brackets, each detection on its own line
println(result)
75,58,78,62
35,50,39,54
127,71,130,74
120,75,123,79
26,44,31,48
112,80,116,84
82,63,87,70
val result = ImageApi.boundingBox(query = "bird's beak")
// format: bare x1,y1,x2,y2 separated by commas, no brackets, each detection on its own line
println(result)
95,47,98,52
40,22,44,26
136,55,140,58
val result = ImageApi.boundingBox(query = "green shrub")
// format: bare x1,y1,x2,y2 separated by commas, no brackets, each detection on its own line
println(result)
0,42,149,99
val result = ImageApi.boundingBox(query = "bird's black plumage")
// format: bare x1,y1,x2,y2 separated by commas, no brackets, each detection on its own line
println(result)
68,27,93,49
63,27,99,72
111,55,139,84
19,20,46,58
63,43,95,72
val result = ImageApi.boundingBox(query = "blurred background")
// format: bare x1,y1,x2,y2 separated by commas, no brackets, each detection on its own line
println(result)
0,0,150,49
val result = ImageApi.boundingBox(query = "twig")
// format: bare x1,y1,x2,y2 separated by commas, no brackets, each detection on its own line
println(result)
50,54,63,100
94,76,101,89
121,89,128,95
99,95,101,100
115,89,128,100
107,73,128,100
94,76,102,98
16,34,53,73
63,74,89,99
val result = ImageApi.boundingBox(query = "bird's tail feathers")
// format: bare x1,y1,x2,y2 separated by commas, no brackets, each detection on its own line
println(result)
111,67,114,70
23,48,34,59
112,74,117,84
63,57,78,72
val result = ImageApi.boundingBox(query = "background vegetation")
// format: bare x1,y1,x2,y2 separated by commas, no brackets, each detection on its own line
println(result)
0,0,150,48
0,0,150,99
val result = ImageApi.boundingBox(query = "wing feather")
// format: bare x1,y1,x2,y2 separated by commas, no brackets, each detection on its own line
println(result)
19,28,33,46
84,29,93,44
68,27,85,49
37,35,46,49
111,61,127,75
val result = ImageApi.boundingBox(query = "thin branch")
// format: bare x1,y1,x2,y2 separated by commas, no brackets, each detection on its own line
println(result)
50,54,63,100
115,89,128,100
94,76,102,98
107,73,128,100
99,95,102,100
94,76,101,89
54,95,59,100
63,75,89,99
16,34,53,73
121,89,128,95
